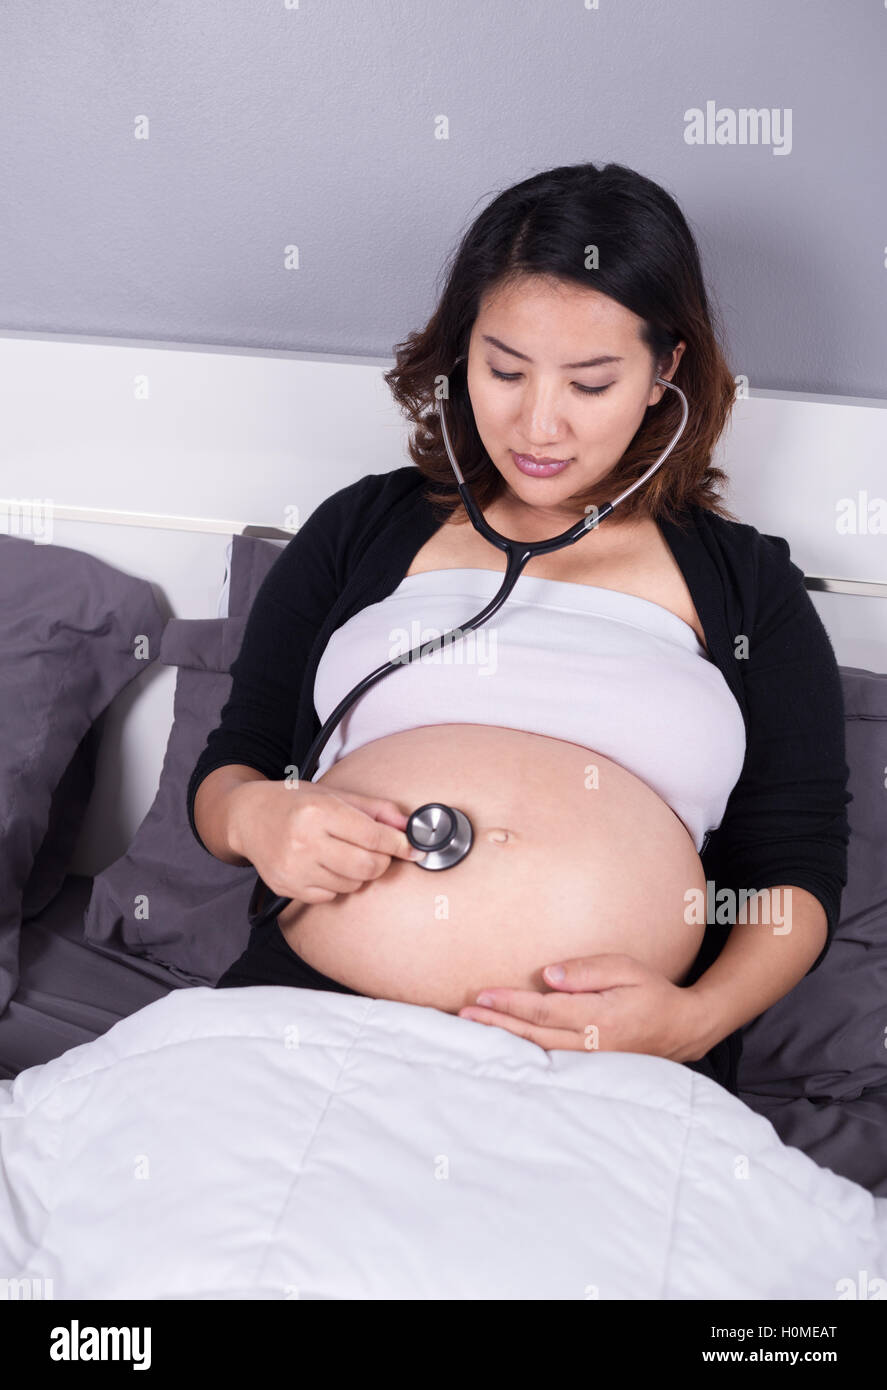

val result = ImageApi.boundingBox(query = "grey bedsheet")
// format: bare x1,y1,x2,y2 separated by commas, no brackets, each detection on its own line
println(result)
738,1084,887,1197
0,875,185,1081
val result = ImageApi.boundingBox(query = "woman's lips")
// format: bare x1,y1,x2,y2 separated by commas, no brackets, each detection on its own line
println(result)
511,451,572,478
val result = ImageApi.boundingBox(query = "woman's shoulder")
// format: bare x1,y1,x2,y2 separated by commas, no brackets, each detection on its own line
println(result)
687,503,808,601
308,466,427,534
274,468,431,583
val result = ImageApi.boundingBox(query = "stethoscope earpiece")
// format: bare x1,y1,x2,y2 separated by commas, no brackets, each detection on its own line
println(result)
406,803,474,870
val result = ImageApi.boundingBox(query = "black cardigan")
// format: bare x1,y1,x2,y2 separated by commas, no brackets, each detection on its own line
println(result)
187,465,852,981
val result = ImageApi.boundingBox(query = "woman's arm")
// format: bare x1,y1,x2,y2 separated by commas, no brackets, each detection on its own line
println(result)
677,532,851,1058
703,533,851,976
192,764,269,865
186,475,378,857
680,885,828,1060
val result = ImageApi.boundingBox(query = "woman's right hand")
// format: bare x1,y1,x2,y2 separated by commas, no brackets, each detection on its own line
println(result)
227,779,424,905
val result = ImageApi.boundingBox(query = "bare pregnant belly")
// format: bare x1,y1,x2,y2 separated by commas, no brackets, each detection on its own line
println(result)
277,725,707,1014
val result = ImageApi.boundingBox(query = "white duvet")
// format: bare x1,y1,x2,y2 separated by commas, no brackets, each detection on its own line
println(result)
1,985,885,1300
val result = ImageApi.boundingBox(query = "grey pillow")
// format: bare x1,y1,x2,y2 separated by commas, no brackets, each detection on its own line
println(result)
83,535,285,984
0,533,165,1013
21,723,101,920
738,666,887,1098
227,530,286,620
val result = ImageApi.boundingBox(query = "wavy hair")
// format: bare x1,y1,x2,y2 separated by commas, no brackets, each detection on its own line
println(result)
383,161,738,529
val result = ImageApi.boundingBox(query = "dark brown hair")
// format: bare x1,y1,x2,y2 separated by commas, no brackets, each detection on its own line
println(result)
383,161,739,529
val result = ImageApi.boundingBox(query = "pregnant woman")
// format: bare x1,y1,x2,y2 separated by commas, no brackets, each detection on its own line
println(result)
187,162,850,1096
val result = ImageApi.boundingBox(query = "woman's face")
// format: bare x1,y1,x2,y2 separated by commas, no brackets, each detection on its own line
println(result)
464,275,685,524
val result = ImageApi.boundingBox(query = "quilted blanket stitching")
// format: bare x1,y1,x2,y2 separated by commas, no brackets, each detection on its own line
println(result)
3,1001,882,1253
657,1067,697,1299
250,995,378,1293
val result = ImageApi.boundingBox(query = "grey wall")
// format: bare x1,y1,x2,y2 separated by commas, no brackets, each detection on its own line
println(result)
0,0,883,398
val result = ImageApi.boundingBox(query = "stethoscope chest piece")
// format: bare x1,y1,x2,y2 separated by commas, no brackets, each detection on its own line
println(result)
406,802,473,870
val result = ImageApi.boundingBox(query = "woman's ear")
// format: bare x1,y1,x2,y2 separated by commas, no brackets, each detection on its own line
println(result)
649,341,687,405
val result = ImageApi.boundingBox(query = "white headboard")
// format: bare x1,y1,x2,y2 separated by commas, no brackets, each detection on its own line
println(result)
1,329,885,875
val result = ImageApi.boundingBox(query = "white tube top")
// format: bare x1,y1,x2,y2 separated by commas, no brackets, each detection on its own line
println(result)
312,568,747,853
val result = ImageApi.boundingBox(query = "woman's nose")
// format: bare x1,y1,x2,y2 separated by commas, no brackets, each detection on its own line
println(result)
520,394,563,440
515,376,576,440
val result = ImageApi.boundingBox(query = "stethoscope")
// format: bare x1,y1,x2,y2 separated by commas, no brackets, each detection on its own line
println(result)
247,358,689,930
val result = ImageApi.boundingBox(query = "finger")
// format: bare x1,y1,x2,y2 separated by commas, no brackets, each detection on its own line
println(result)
464,987,617,1033
325,798,419,862
541,953,647,993
459,1000,626,1053
333,790,410,832
316,834,392,885
458,1007,585,1052
307,860,366,895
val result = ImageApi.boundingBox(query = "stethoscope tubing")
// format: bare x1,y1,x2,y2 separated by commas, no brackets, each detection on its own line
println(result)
246,543,559,927
247,367,688,930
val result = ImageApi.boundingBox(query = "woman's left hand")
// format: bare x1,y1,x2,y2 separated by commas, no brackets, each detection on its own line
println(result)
457,953,711,1063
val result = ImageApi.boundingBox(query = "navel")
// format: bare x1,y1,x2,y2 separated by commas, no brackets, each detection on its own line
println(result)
484,826,516,845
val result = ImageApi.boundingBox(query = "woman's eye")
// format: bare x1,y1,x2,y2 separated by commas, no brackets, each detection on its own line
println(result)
488,367,611,396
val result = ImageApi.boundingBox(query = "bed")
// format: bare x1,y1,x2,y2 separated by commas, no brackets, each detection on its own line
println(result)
1,331,886,1299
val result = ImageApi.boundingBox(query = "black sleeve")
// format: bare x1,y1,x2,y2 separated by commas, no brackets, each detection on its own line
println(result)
716,533,851,974
185,476,373,855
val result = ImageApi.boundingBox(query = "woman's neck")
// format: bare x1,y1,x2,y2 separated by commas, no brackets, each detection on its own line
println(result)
483,492,650,545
